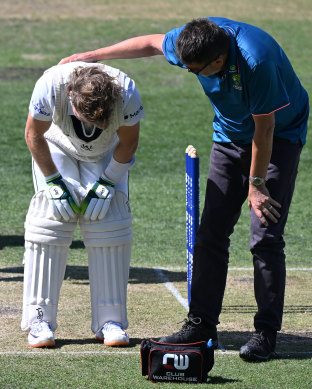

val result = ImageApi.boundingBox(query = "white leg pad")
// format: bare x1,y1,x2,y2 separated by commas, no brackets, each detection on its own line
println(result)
81,191,132,332
87,244,131,332
25,190,77,245
21,190,77,331
21,242,68,331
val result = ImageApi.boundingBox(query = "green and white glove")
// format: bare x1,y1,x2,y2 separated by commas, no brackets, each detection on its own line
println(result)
45,173,81,221
81,177,115,221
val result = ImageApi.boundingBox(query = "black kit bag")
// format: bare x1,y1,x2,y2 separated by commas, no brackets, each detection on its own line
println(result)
140,338,215,384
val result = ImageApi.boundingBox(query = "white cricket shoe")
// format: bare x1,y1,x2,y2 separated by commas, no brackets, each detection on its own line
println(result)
28,320,55,348
96,321,130,346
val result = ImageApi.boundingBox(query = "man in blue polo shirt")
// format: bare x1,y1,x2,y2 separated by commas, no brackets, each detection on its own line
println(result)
60,17,309,362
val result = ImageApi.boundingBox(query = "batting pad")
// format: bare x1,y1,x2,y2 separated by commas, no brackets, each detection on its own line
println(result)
24,190,77,246
87,244,131,332
22,190,77,331
80,190,132,332
21,242,68,331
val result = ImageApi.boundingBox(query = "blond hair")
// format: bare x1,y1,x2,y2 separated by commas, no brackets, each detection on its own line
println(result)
67,66,122,128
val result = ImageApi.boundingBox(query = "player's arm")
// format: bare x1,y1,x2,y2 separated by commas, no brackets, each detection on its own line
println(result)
25,112,57,176
248,112,281,226
114,122,140,163
59,34,165,64
102,122,140,183
25,112,82,218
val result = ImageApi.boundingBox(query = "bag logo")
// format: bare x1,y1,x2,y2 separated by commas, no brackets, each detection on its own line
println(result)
163,353,189,370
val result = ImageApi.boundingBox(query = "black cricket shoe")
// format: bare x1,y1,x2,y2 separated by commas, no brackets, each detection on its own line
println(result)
158,317,218,345
239,330,278,362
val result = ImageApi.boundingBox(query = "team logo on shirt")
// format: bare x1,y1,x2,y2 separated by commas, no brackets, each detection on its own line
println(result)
232,74,242,90
81,144,93,151
32,102,51,116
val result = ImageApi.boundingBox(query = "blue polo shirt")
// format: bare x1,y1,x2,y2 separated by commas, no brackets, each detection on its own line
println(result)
162,17,309,144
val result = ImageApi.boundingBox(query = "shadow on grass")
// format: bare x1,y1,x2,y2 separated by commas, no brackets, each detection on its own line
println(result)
52,332,312,359
0,265,187,283
63,266,186,283
0,235,85,250
217,331,312,360
53,337,143,349
208,376,242,385
0,235,25,249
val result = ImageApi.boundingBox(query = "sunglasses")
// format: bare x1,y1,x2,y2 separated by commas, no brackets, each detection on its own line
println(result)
186,55,220,75
186,62,211,75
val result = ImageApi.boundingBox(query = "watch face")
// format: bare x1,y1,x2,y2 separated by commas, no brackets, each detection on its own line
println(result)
251,177,264,186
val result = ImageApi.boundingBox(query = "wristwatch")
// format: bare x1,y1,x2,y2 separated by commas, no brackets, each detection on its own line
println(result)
249,176,265,186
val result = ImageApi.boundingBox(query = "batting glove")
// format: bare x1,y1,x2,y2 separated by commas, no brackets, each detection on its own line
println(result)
45,173,81,221
81,177,115,221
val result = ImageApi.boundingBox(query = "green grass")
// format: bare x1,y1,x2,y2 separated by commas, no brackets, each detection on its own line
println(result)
0,1,311,387
0,354,311,389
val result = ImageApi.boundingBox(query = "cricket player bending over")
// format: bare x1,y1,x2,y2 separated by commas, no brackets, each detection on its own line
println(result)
22,62,144,347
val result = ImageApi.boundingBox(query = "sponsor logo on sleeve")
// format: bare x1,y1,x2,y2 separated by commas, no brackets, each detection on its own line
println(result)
124,105,143,120
32,102,51,117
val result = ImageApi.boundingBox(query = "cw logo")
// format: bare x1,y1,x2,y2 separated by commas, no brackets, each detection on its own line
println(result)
163,353,189,370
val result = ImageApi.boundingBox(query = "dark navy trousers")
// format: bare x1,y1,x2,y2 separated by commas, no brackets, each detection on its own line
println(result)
189,137,303,332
